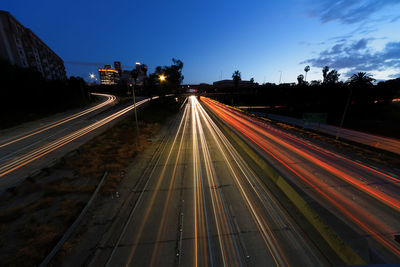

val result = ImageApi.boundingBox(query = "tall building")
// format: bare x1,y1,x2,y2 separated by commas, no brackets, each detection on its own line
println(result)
133,62,147,86
98,65,119,85
0,10,66,80
114,61,122,74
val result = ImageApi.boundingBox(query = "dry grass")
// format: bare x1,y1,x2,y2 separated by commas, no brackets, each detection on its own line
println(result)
6,224,59,267
27,197,53,212
101,172,123,195
0,204,25,223
54,199,82,224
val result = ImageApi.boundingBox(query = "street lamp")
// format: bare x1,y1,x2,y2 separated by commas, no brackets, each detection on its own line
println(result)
159,74,166,82
89,73,97,82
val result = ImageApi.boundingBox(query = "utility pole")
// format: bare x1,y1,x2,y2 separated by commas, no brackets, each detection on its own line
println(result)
131,69,140,146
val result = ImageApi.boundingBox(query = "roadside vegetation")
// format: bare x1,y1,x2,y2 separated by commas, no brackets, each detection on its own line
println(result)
0,59,91,129
0,96,183,267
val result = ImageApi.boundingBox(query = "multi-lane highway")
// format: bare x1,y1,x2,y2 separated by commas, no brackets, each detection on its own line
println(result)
202,97,400,263
266,113,400,155
0,94,153,190
99,96,329,266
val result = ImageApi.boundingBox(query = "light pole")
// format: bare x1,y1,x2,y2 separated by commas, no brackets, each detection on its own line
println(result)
336,87,352,140
131,69,140,146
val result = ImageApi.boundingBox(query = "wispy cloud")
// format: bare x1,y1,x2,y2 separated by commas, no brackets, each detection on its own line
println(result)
309,0,400,24
301,39,400,77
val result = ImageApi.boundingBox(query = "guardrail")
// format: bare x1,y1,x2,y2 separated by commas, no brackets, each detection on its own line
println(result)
40,171,108,267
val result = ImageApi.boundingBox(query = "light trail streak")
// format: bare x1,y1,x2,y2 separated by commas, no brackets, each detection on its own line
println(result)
191,97,213,267
124,102,189,267
192,97,240,267
0,97,151,178
0,93,116,148
195,97,290,266
204,98,400,211
202,97,400,258
209,98,400,187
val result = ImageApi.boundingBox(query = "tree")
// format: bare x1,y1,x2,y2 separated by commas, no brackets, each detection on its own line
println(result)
304,65,310,82
347,72,375,87
143,58,184,96
232,70,241,88
309,80,321,86
325,69,340,84
347,72,375,105
250,77,254,83
322,66,329,83
297,74,304,85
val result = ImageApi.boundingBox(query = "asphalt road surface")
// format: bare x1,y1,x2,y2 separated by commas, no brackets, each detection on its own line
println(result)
204,97,400,263
0,94,153,191
266,113,400,155
101,96,328,266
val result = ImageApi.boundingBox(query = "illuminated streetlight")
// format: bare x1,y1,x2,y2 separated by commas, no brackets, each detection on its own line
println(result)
159,74,166,82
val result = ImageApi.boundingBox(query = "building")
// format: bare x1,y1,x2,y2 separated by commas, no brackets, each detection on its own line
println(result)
0,10,66,80
98,65,119,85
99,61,147,86
133,62,147,86
114,61,122,74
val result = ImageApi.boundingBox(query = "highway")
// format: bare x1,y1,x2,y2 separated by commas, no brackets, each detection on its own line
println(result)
266,113,400,155
0,94,153,191
202,97,400,263
101,96,328,266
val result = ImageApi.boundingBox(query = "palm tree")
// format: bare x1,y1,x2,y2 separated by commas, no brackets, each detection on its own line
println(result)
347,72,375,87
304,65,310,82
232,70,241,88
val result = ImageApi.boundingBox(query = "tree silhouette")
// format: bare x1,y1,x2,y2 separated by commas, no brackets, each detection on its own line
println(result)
297,74,304,85
322,66,329,83
322,66,340,84
347,72,375,105
304,65,310,82
232,70,241,88
347,72,375,87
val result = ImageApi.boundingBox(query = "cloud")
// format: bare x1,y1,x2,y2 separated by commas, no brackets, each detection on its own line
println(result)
309,0,400,24
301,39,400,78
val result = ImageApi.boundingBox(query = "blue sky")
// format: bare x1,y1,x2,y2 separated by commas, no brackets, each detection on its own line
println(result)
2,0,400,83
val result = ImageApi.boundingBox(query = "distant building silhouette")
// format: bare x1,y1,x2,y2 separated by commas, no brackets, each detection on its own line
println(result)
0,10,66,80
213,79,257,87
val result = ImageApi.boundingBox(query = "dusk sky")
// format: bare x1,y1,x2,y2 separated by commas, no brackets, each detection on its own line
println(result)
3,0,400,84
